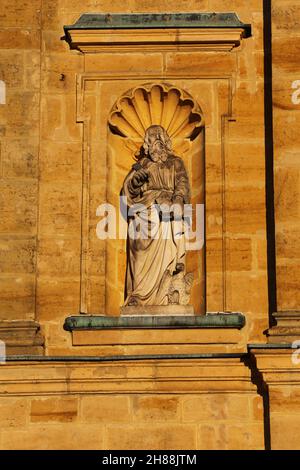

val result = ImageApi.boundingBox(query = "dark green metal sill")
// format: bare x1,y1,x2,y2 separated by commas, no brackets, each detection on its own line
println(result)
248,343,293,350
5,353,245,362
64,313,245,332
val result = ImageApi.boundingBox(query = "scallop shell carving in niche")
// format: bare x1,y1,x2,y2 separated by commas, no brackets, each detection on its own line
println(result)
108,83,204,156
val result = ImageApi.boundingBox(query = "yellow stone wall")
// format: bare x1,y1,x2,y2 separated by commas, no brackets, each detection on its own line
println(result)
0,0,268,352
272,0,300,310
0,0,299,451
0,359,264,450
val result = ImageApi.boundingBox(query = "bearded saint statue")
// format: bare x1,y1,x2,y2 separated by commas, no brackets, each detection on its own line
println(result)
121,125,193,308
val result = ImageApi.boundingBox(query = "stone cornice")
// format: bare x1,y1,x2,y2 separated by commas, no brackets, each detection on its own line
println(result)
63,13,251,53
0,320,44,356
250,347,300,386
0,356,254,395
267,311,300,343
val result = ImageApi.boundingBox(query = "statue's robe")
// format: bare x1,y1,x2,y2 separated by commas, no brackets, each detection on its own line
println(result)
121,154,190,306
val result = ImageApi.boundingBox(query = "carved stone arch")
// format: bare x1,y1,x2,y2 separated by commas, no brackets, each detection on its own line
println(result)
106,82,206,316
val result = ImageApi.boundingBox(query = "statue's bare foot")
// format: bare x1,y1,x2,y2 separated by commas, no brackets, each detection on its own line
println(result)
127,296,139,306
173,263,185,275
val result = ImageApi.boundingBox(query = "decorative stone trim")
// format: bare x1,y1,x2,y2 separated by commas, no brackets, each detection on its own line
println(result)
63,13,251,53
267,311,300,343
0,356,254,395
0,320,44,356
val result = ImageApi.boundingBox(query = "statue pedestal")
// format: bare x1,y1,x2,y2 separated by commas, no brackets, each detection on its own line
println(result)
120,305,194,316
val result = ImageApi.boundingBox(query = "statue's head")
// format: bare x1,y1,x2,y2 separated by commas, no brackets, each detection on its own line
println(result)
143,125,172,162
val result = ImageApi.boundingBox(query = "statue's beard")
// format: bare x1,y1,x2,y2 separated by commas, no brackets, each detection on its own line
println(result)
148,141,168,162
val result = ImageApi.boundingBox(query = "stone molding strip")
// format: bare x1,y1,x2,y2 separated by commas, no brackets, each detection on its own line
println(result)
63,13,251,53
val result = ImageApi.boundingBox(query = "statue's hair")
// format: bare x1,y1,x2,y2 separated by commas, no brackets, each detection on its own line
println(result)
143,125,172,155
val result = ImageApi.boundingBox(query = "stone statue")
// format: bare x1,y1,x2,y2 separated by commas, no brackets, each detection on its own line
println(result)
121,125,193,311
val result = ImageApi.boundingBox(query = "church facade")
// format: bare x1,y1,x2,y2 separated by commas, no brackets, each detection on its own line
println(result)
0,0,299,450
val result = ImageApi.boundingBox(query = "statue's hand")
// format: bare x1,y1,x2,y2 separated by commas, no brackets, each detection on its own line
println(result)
131,169,149,188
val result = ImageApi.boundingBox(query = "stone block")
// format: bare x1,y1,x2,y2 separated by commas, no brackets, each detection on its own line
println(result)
2,139,38,178
131,396,180,422
24,51,40,91
36,277,80,320
0,275,35,319
229,272,268,315
81,395,130,423
276,227,300,259
37,238,80,276
31,397,78,423
130,0,209,13
120,305,194,316
233,81,264,118
226,185,266,233
4,91,39,137
0,181,37,234
0,0,41,28
41,93,82,142
0,397,29,427
85,275,105,314
42,30,71,54
182,394,250,422
42,320,72,350
275,167,300,222
0,237,36,274
226,142,265,183
104,424,197,450
38,182,81,235
0,30,40,50
72,328,241,347
39,141,82,182
228,116,265,142
277,264,300,310
206,270,223,312
85,53,163,73
228,238,253,271
224,422,264,450
85,242,106,278
273,36,300,73
256,239,268,270
273,74,298,111
272,1,300,34
40,95,63,140
1,424,104,450
0,51,24,88
251,394,264,421
165,52,235,74
41,52,83,93
269,387,300,414
273,109,300,154
64,94,82,142
238,51,264,80
183,395,227,421
197,424,226,450
270,415,300,449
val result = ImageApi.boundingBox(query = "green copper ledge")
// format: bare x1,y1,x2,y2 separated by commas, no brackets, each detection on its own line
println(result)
63,12,251,37
64,313,245,332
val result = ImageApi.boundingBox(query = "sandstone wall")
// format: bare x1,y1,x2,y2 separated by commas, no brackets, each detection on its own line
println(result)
0,0,267,353
0,358,265,450
0,0,299,451
272,0,300,311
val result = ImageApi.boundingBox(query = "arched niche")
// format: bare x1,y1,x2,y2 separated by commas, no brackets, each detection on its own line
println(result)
105,82,206,315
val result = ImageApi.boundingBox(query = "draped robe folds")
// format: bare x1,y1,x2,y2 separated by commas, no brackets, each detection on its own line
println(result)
121,154,190,306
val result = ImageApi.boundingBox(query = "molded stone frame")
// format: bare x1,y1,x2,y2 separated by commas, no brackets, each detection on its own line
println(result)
106,82,205,315
63,13,265,334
